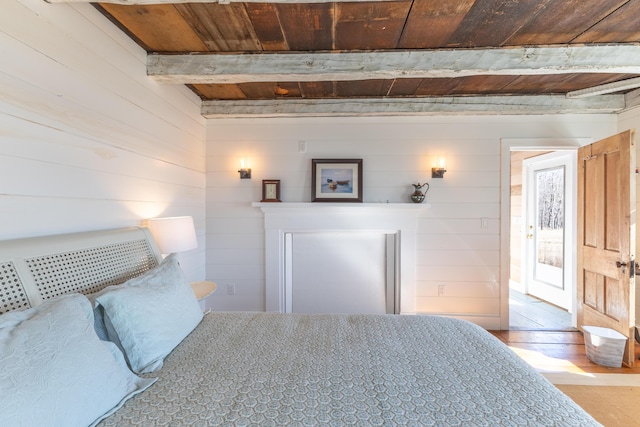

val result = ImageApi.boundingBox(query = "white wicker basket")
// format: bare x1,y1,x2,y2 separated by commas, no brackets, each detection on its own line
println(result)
583,325,626,368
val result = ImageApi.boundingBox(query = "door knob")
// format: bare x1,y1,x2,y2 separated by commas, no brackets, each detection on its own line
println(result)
616,261,628,274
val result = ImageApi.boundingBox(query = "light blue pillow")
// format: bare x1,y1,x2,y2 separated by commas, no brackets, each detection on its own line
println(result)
95,253,203,374
86,292,110,341
0,293,155,427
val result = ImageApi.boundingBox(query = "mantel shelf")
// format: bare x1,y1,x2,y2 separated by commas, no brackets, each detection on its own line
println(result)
251,202,430,211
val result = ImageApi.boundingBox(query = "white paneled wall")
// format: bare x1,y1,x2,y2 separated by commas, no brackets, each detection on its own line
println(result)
206,115,617,327
1,0,207,280
618,107,640,136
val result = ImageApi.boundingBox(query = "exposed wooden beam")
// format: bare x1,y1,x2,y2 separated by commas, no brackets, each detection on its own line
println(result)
567,77,640,98
148,46,640,85
625,88,640,110
201,95,624,118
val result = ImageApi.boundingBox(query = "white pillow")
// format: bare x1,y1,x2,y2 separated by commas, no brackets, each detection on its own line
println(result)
0,293,155,427
95,253,203,374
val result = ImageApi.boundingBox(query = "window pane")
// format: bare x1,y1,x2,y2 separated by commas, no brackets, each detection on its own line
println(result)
534,166,565,288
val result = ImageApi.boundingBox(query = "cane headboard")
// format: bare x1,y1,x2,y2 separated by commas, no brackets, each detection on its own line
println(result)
0,227,162,314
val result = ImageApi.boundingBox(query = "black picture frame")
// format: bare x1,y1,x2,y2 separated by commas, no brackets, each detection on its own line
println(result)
311,159,363,202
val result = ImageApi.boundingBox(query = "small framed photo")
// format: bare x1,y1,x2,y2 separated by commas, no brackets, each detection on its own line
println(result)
311,159,363,202
261,179,281,202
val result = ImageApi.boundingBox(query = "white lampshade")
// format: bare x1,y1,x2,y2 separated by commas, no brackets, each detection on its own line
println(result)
146,216,198,254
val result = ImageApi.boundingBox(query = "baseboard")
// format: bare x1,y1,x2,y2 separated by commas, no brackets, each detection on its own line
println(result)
414,312,501,330
543,372,640,386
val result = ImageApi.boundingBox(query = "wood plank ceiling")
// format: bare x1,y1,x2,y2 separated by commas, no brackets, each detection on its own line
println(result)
90,0,640,116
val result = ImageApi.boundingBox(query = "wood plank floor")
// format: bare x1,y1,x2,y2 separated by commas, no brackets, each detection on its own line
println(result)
509,289,573,330
490,330,640,374
494,290,640,373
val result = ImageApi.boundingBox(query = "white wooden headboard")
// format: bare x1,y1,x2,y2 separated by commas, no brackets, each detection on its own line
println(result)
0,227,162,314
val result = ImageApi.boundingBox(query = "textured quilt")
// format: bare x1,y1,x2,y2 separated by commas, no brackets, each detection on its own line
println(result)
100,312,600,426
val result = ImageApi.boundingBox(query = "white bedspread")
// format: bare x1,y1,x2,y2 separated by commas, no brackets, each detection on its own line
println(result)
100,312,600,426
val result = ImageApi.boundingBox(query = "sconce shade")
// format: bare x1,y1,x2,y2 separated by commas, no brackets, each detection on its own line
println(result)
147,216,198,254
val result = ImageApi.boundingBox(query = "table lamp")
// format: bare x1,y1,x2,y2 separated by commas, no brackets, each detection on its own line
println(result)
146,216,198,255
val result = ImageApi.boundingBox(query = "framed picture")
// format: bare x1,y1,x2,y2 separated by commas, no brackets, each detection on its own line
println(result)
261,179,281,202
311,159,363,202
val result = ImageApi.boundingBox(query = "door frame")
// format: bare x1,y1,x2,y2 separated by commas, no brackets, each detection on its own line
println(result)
500,138,592,330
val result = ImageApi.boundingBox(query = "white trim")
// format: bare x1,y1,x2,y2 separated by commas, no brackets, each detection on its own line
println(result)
543,372,640,385
252,202,426,314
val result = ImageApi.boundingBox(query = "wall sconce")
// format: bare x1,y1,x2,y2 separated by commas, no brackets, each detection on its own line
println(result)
432,158,447,178
146,216,198,255
238,159,251,179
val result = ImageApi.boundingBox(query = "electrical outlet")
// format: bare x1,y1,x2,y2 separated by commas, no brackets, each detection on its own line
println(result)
438,285,445,296
227,283,236,295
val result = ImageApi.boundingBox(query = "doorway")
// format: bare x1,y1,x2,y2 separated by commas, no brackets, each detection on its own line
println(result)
523,151,576,311
509,150,576,330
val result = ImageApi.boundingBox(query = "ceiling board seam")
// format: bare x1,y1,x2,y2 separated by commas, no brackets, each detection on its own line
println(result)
274,5,290,51
569,0,631,43
501,0,553,47
396,0,415,48
91,4,152,52
386,79,396,97
332,1,336,50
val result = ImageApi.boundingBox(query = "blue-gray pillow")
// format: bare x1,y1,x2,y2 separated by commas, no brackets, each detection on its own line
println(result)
95,253,203,374
0,293,155,427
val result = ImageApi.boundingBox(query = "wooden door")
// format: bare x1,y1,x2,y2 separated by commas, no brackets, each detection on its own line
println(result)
577,130,636,367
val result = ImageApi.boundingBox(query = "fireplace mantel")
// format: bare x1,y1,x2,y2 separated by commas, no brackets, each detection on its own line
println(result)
253,202,427,314
252,202,429,212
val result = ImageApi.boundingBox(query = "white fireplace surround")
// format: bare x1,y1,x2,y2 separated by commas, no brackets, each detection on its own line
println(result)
253,203,427,314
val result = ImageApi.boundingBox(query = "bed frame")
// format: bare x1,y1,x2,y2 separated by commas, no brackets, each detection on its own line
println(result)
0,227,162,315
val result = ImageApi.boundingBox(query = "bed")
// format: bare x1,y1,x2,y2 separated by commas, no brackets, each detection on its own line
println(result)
0,227,600,426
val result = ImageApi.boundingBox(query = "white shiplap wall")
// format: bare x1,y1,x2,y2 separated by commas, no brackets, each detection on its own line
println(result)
1,0,207,280
206,115,617,327
618,107,640,137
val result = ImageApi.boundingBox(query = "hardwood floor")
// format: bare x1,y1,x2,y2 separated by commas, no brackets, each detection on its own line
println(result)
492,290,640,373
490,330,640,374
509,289,573,330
